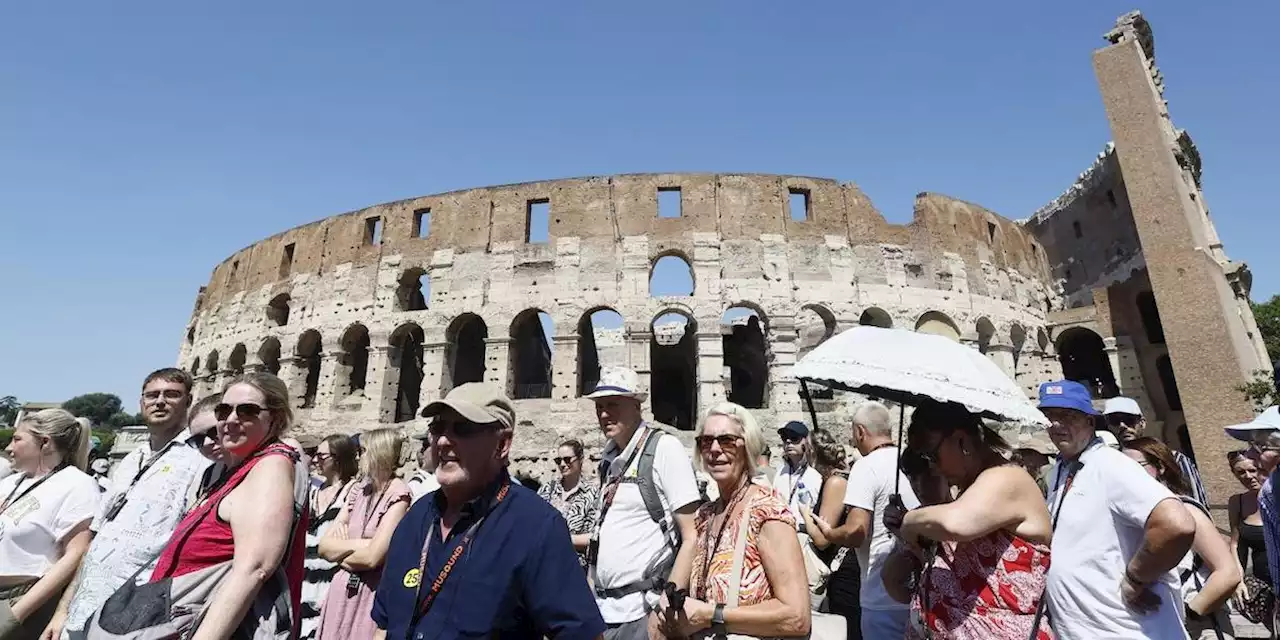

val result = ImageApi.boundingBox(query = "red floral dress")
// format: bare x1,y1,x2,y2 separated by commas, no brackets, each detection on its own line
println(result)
907,530,1054,640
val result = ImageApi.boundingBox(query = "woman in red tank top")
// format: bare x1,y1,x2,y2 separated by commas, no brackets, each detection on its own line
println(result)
882,401,1056,640
150,373,306,640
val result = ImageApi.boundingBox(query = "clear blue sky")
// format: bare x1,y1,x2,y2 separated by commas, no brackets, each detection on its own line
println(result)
2,2,1276,406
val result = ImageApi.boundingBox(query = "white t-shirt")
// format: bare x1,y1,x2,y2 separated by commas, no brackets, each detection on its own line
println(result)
593,428,701,624
842,446,919,612
0,466,100,577
0,458,12,480
772,461,823,527
1046,442,1189,640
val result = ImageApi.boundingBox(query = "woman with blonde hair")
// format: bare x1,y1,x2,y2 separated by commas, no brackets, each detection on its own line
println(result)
658,402,811,638
140,372,308,640
0,410,98,640
317,428,410,640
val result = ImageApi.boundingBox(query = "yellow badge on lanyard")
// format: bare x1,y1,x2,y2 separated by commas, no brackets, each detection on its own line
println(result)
403,568,421,588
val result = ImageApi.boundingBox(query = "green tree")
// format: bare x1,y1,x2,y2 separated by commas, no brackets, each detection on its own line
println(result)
1237,369,1276,412
105,411,145,429
1253,294,1280,364
62,393,124,427
0,396,18,426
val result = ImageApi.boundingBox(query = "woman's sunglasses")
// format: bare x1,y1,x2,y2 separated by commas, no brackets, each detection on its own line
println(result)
554,456,578,466
695,434,744,450
213,403,268,421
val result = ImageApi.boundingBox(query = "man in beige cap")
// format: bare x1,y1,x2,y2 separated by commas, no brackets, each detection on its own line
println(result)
371,382,605,639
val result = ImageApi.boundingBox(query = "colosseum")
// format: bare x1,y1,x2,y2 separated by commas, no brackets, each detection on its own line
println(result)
177,12,1269,503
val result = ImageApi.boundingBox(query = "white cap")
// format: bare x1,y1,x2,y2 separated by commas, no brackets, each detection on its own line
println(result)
1225,406,1280,442
1103,397,1143,417
1096,430,1120,449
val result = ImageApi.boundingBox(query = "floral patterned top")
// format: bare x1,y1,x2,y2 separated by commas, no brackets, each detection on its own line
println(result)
691,486,794,607
908,529,1054,640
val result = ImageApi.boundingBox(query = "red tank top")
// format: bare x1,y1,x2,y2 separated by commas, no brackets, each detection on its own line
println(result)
150,443,308,619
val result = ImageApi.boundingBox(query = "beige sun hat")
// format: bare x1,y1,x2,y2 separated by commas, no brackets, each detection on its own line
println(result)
585,367,648,402
420,382,516,429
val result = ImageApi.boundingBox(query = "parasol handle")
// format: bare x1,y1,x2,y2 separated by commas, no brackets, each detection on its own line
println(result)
893,401,904,496
799,379,821,439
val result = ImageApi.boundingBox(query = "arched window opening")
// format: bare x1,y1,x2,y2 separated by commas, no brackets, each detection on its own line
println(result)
296,331,323,409
267,294,291,327
510,310,554,399
859,308,892,329
1156,355,1182,411
206,350,220,375
651,312,698,430
1056,328,1118,399
1010,325,1028,374
444,314,488,393
975,318,996,355
258,338,281,376
722,305,769,409
796,305,837,361
339,324,371,396
577,308,625,396
191,357,201,376
649,254,694,297
391,324,425,423
397,268,430,312
228,344,247,376
915,311,960,342
1136,291,1166,344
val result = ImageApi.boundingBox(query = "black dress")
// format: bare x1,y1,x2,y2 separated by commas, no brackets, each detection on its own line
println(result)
814,473,862,640
1239,520,1272,585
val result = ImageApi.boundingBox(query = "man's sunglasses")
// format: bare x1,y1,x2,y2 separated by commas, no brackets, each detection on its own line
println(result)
214,403,269,421
554,456,578,465
695,434,744,450
189,431,214,449
1105,413,1139,426
780,433,805,444
428,421,498,440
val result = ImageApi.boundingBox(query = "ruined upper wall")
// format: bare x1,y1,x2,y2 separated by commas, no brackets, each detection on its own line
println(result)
1024,146,1146,307
193,173,1052,317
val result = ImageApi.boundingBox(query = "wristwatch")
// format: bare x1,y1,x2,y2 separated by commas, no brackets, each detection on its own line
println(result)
710,603,727,637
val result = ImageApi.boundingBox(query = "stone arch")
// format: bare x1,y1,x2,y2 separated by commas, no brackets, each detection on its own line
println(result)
295,330,323,408
228,344,247,376
258,338,282,376
510,309,553,399
1010,324,1027,373
267,293,291,327
190,357,201,376
339,324,372,396
722,304,769,409
975,318,996,354
859,307,893,329
396,267,430,312
577,307,625,396
206,350,220,374
1136,291,1166,345
1156,354,1182,411
797,304,838,361
649,252,695,297
915,311,960,342
390,323,426,422
651,310,698,431
1056,327,1117,399
443,313,487,393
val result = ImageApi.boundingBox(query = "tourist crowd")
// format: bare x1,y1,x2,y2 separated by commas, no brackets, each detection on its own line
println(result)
3,362,1280,640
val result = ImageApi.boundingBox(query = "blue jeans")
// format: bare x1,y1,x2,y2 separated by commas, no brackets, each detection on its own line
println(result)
861,607,908,640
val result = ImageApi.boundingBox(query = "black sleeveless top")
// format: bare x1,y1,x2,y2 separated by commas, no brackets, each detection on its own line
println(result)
1240,520,1272,584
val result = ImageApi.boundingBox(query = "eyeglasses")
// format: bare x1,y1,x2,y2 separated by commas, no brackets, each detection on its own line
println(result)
695,434,745,450
313,453,332,462
780,433,804,444
213,403,268,421
143,389,187,402
189,431,214,449
554,456,578,466
428,420,498,440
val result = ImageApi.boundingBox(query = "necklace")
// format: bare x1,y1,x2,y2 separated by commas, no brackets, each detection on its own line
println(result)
697,479,752,600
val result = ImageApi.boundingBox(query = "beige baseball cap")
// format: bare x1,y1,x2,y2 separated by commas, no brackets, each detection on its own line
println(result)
420,382,516,430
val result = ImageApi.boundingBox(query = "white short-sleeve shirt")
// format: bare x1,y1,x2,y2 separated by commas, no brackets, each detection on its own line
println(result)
1046,441,1189,640
0,466,100,577
593,427,701,624
772,462,823,527
842,446,919,612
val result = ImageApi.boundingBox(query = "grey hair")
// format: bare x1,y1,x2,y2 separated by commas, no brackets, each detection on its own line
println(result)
20,409,91,471
697,402,765,478
853,400,893,437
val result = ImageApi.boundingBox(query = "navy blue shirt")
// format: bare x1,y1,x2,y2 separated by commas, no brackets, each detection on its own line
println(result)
371,471,605,640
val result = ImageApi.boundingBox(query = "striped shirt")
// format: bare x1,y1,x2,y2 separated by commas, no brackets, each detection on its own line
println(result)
1172,450,1208,508
1259,469,1280,595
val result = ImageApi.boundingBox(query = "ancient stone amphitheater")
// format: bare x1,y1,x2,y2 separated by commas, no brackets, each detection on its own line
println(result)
178,173,1062,474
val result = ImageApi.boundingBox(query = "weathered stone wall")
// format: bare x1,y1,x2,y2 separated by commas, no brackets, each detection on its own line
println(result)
178,173,1059,477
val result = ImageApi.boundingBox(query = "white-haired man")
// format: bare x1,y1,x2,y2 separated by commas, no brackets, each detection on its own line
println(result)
812,400,917,639
587,368,700,640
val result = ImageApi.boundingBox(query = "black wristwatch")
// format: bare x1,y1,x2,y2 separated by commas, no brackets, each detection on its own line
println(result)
710,603,727,637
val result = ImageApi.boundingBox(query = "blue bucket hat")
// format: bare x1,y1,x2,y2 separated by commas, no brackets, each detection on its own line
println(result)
1037,380,1099,416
